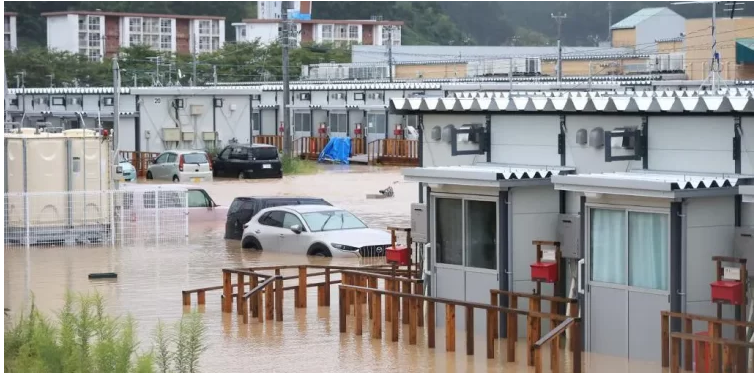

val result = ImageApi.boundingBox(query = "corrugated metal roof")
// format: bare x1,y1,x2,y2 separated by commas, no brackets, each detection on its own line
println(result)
352,45,635,63
6,87,131,95
555,172,743,190
452,88,754,99
390,95,754,113
552,171,752,199
540,54,650,61
611,7,667,30
403,164,575,187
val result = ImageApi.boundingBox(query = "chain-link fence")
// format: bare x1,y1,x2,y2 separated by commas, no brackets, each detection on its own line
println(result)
4,189,188,248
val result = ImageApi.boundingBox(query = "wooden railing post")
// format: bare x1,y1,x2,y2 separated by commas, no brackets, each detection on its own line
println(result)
236,272,245,315
490,291,499,339
414,281,424,327
265,283,274,320
507,295,518,362
466,306,474,356
528,297,541,366
401,280,410,324
486,309,495,359
552,334,561,373
339,287,346,334
662,312,670,367
197,291,205,305
568,301,578,352
317,285,325,307
683,317,693,371
275,270,283,321
355,289,363,336
250,275,259,318
409,296,418,345
385,278,393,322
222,271,232,313
391,290,400,342
671,336,681,373
182,292,190,306
534,346,543,373
573,318,582,373
257,285,265,323
446,304,456,352
298,266,307,308
324,268,331,307
372,292,382,340
710,322,722,373
427,300,436,349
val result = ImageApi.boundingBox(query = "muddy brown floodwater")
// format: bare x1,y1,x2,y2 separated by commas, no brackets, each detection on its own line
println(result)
5,165,665,372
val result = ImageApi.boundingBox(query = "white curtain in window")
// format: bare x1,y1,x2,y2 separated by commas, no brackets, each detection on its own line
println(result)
628,212,669,291
591,209,626,285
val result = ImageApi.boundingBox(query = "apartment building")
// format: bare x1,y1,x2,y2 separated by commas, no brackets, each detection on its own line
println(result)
257,1,310,20
4,12,17,50
42,10,225,61
234,18,401,47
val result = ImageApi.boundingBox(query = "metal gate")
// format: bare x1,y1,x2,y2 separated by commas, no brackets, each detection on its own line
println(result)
4,189,189,248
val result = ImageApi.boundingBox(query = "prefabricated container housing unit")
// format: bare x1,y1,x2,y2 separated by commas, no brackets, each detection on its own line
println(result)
4,128,114,245
395,92,754,363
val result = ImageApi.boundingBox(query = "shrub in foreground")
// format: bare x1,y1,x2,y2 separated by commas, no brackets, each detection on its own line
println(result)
4,293,207,373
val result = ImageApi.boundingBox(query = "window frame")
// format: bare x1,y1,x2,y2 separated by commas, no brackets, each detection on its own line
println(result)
586,203,671,295
431,193,498,273
187,189,210,208
260,210,285,228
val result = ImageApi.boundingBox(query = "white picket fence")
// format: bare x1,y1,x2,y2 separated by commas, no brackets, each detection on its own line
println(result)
4,188,189,248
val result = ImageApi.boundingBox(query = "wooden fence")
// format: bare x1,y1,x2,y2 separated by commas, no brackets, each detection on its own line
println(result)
661,311,754,373
119,151,160,177
367,139,419,166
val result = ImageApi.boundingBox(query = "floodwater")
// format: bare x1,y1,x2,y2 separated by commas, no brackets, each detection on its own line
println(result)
5,165,665,373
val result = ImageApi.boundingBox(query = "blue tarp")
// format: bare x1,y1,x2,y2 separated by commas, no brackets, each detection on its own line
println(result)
318,137,351,164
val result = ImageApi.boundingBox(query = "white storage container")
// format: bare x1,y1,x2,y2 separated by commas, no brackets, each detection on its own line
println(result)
4,129,113,243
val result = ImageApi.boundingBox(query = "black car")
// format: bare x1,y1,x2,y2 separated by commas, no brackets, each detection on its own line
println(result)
212,144,283,179
224,196,332,240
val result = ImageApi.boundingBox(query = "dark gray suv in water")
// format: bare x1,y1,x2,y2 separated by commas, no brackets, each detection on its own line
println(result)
212,144,283,179
224,196,332,240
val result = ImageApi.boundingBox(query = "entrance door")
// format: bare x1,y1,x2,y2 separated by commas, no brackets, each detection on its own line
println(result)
587,207,670,362
328,112,348,138
365,112,386,145
433,196,498,334
251,112,261,138
293,111,311,141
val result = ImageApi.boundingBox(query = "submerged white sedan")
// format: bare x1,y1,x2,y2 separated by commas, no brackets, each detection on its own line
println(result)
241,205,392,258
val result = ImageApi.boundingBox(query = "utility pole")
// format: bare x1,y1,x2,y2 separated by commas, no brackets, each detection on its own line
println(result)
607,2,613,43
133,73,137,87
282,0,293,157
46,74,54,88
192,39,197,86
112,57,121,188
551,12,567,85
387,26,394,82
212,65,217,86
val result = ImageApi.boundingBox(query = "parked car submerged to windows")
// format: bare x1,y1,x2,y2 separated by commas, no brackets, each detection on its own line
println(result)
224,196,332,240
120,184,227,224
212,144,283,179
146,150,213,183
241,205,392,258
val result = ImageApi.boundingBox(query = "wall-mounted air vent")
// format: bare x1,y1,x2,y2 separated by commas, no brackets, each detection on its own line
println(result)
299,93,311,100
354,92,365,101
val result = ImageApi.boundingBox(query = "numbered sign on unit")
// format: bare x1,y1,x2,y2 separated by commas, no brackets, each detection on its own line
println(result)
723,266,741,281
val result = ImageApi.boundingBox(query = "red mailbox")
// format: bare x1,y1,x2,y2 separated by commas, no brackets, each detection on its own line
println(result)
386,245,410,266
710,280,744,305
530,262,558,283
393,124,404,137
278,121,285,134
318,123,327,135
354,124,363,135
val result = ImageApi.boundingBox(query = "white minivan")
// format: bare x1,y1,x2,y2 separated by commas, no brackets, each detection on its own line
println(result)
146,150,213,183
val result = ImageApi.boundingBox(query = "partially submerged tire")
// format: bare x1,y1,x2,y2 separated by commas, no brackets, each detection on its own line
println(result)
242,236,261,250
307,244,332,257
